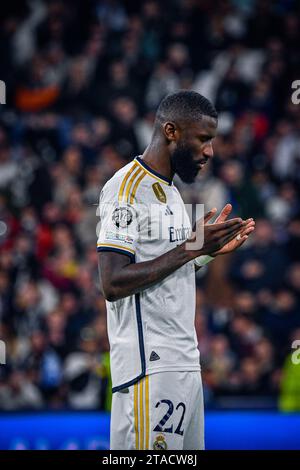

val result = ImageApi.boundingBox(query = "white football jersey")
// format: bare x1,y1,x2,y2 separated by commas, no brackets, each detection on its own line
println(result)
97,156,200,392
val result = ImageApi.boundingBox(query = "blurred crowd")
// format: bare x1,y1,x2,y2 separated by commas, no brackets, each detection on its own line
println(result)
0,0,300,411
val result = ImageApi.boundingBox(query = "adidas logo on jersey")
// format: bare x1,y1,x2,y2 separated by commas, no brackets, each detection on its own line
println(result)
149,351,160,361
165,205,173,216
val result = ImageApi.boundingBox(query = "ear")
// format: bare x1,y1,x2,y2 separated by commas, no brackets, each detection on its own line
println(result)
163,122,177,142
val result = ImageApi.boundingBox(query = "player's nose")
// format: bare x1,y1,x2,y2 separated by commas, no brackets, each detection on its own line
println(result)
203,141,214,159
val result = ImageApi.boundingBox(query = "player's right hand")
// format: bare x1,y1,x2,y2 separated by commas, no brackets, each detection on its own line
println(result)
185,208,246,257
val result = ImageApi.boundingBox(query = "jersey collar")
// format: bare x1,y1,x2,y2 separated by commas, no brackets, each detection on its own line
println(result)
134,156,172,186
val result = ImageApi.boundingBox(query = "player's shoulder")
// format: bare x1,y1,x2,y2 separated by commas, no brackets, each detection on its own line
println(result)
100,160,135,200
101,157,155,204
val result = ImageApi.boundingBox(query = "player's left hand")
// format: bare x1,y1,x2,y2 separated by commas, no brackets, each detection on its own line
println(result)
208,204,255,256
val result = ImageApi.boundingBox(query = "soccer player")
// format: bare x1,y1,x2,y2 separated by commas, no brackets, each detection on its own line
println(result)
97,91,255,450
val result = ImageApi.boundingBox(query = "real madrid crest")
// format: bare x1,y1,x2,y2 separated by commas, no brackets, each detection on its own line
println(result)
153,434,168,450
152,182,167,203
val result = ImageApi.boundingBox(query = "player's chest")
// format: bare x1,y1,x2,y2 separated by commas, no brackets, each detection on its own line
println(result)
140,183,192,246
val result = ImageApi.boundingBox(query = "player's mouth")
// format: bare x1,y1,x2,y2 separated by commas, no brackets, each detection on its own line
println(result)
196,158,208,168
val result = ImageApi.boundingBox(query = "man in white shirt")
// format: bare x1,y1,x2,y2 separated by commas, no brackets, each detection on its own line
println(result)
97,90,255,450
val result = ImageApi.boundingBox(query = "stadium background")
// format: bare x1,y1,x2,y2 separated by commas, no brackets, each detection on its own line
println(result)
0,0,300,449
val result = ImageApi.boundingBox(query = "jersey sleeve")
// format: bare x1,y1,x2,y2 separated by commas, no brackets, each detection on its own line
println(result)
96,182,140,260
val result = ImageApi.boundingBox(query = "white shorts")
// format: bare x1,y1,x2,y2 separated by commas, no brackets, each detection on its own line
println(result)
110,371,204,450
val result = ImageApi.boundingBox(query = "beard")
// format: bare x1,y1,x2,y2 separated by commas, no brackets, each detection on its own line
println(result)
171,141,199,183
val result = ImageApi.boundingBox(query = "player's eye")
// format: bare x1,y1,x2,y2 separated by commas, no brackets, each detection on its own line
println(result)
199,136,210,143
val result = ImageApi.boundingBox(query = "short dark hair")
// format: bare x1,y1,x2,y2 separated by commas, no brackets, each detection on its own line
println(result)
155,90,218,125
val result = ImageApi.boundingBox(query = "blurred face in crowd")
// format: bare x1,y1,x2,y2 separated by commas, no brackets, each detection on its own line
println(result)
288,263,300,290
275,289,296,313
210,335,230,357
254,219,273,245
9,371,24,392
61,292,78,316
254,339,274,363
168,115,217,183
234,291,256,315
0,271,9,294
221,161,244,186
241,358,261,383
31,331,46,353
18,282,40,309
112,97,137,125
